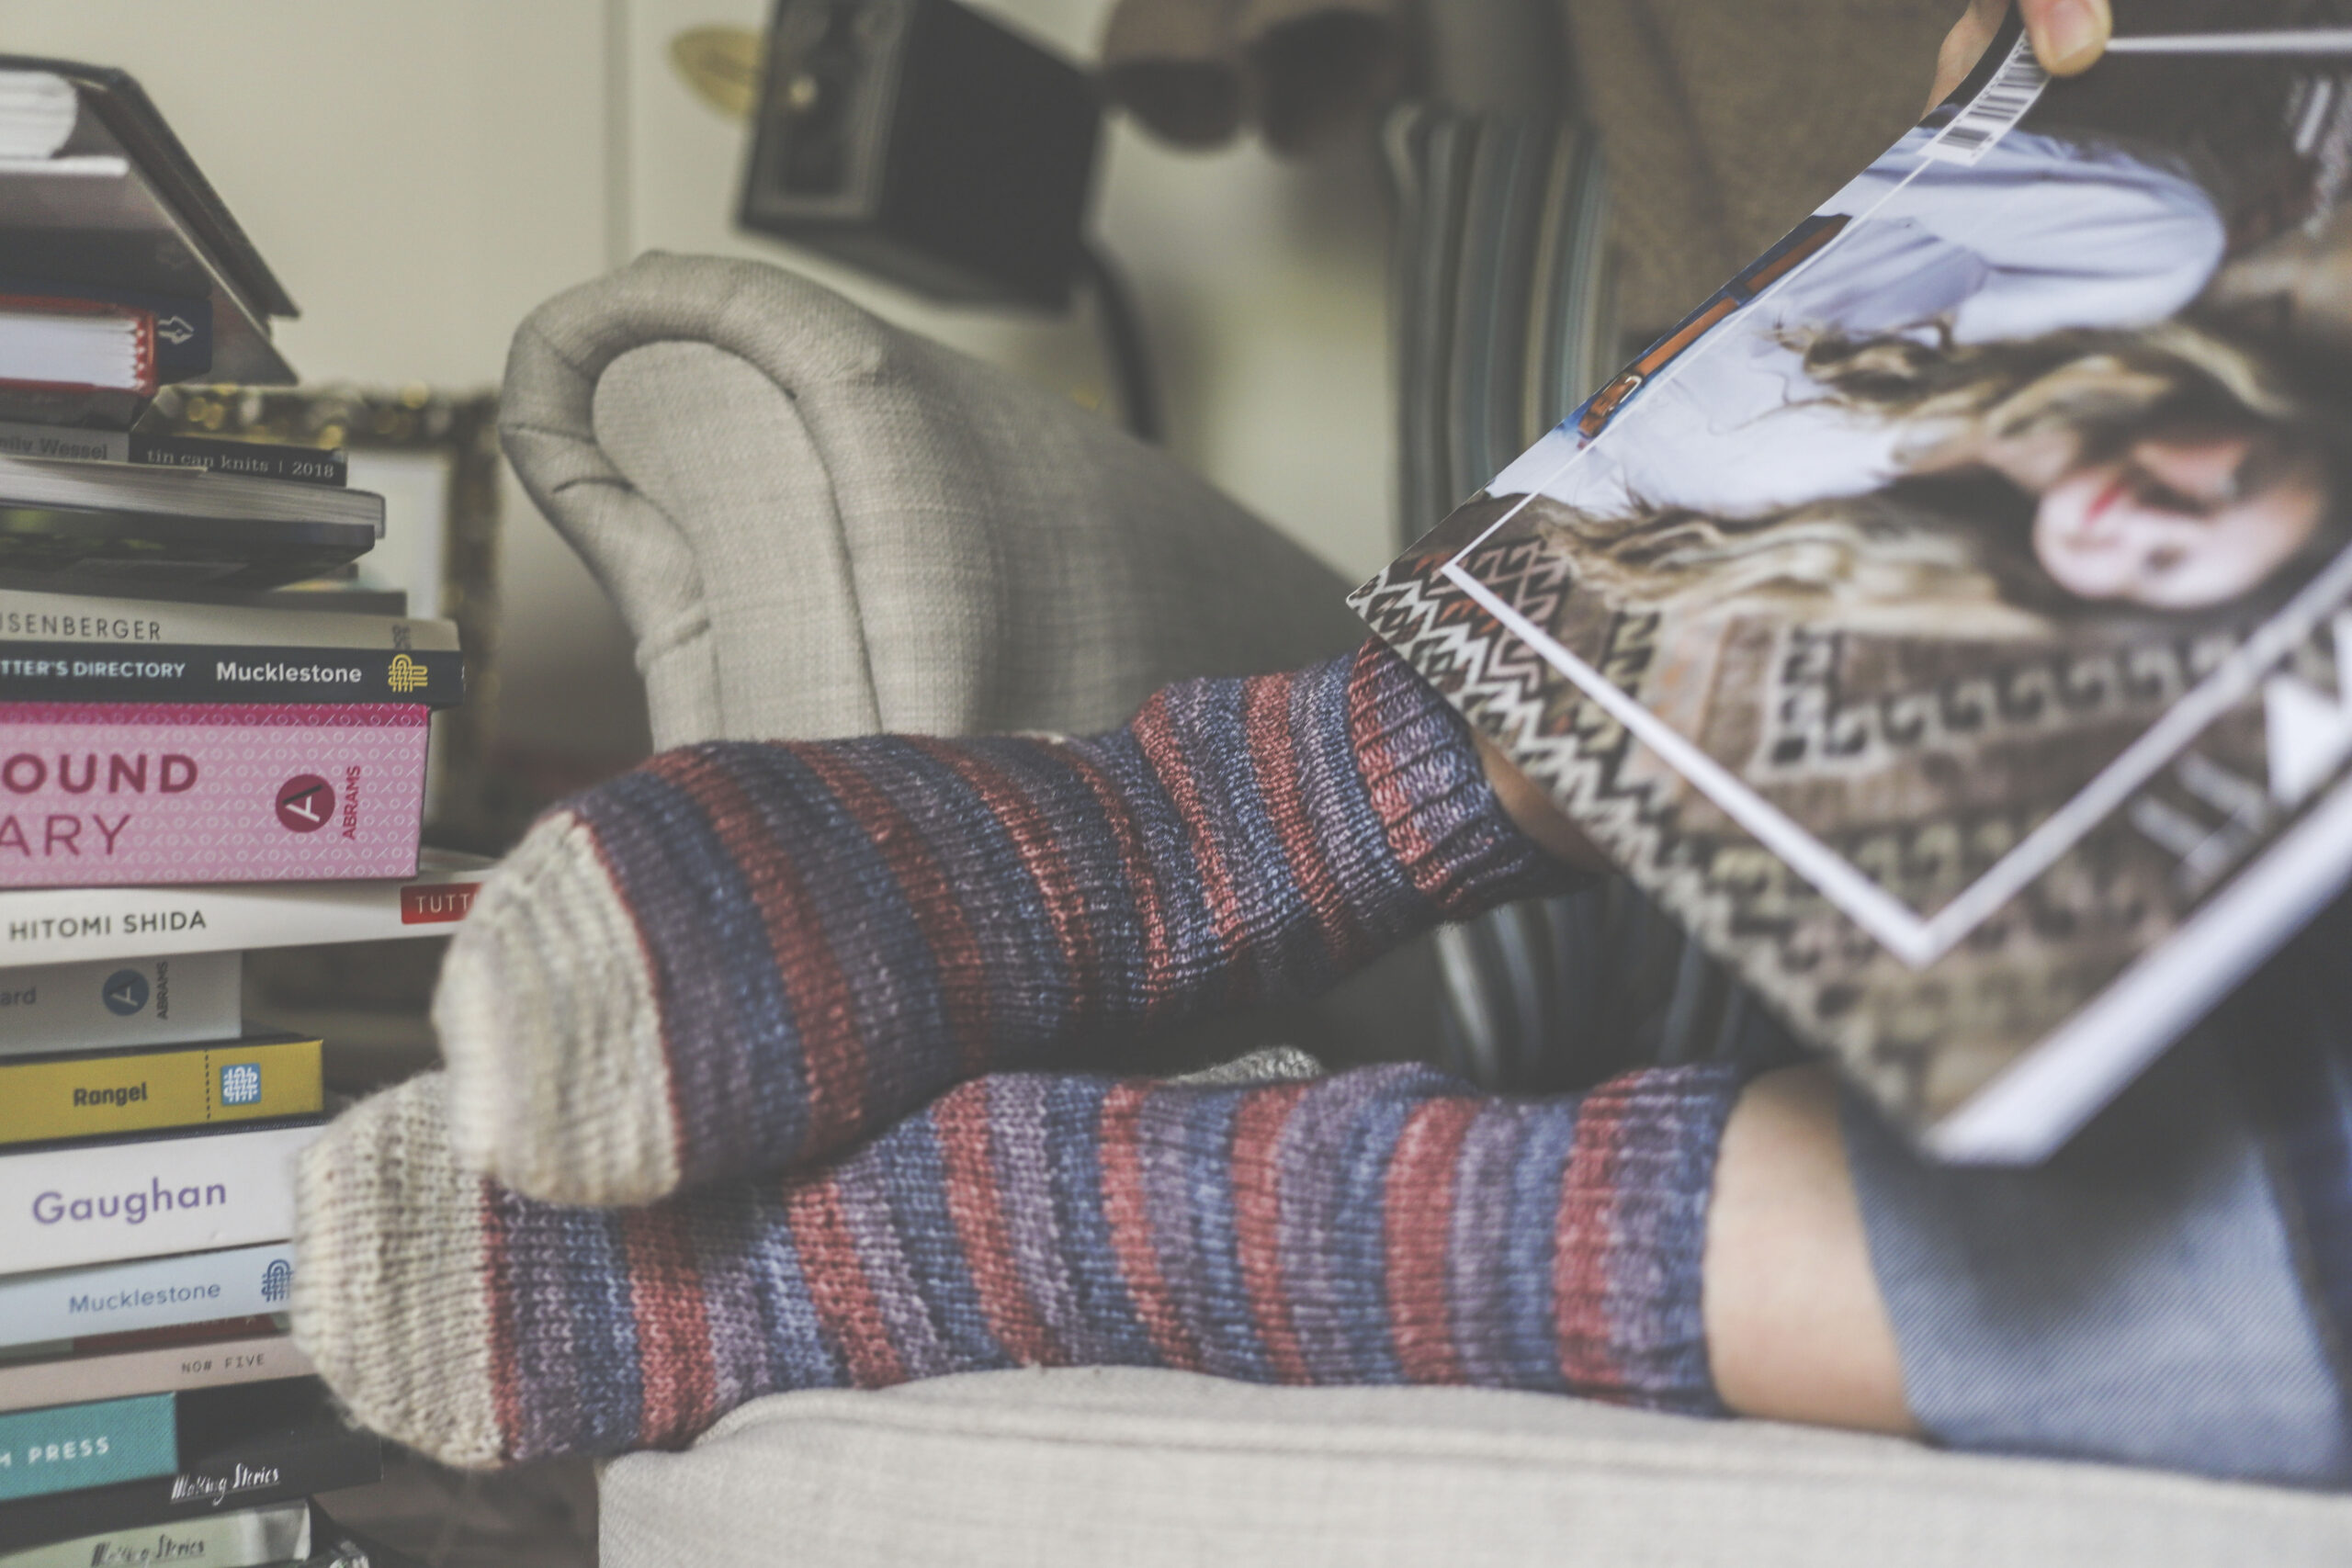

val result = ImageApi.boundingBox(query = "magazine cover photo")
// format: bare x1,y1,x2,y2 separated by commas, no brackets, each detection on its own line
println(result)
1354,0,2352,1156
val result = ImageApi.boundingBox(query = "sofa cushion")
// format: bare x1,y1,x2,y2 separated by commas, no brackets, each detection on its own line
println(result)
598,1366,2352,1568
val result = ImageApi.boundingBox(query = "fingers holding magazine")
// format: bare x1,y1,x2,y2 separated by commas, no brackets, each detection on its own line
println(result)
1934,0,2112,111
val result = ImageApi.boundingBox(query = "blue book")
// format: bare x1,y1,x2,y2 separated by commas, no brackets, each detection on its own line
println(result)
0,1393,174,1503
0,1245,292,1352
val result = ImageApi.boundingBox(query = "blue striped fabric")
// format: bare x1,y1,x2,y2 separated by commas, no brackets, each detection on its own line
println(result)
472,1062,1741,1463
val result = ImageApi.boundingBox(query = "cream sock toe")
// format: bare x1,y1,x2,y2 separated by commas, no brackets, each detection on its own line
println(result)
435,809,681,1206
292,1072,509,1469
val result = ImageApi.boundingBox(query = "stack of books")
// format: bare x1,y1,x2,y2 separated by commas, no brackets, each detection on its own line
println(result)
0,56,486,1568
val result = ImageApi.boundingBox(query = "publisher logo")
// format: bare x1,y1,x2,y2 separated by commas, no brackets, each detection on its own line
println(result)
220,1063,262,1106
275,774,334,833
386,653,428,694
100,969,149,1016
261,1258,291,1303
401,883,481,924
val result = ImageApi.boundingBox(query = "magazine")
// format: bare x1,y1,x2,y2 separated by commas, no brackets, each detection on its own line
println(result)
1355,0,2352,1161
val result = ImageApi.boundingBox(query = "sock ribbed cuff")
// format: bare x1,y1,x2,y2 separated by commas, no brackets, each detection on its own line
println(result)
1343,639,1566,920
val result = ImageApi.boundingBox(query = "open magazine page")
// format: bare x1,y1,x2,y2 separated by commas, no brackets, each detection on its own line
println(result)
1354,0,2352,1159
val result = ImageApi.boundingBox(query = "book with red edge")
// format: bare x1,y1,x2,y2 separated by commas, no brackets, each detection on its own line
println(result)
0,295,156,430
0,56,298,403
0,848,488,965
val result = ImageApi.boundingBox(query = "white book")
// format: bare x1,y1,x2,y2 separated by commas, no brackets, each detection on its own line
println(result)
0,850,488,966
0,1329,309,1416
0,1122,318,1275
0,1244,293,1350
0,587,458,652
0,952,240,1057
0,1500,310,1568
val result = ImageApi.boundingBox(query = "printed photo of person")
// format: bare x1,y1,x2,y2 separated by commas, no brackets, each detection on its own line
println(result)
1476,11,2352,647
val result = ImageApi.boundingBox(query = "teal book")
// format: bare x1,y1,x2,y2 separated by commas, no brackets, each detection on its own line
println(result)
0,1394,175,1503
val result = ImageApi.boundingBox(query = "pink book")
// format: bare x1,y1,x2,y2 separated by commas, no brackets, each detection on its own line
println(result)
0,702,426,886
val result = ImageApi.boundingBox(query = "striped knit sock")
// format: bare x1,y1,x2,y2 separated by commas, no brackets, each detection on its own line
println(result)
435,641,1571,1205
296,1059,1744,1468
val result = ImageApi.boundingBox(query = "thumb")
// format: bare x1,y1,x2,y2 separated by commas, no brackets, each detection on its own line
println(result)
2019,0,2110,75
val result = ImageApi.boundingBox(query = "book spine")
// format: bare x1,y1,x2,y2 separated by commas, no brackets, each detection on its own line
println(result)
0,1500,311,1568
0,704,427,887
62,1312,282,1356
0,1395,175,1504
0,590,458,653
0,297,154,398
0,1424,379,1552
0,646,463,708
0,858,483,966
0,953,241,1058
0,1120,317,1275
0,1335,311,1417
0,1247,294,1351
122,434,342,488
0,277,212,383
0,425,128,465
0,389,149,432
0,1039,322,1151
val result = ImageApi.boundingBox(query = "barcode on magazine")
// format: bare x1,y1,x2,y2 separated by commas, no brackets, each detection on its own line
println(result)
1921,33,2048,164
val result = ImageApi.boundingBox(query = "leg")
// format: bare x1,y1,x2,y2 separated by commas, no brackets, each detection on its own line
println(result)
296,1059,1740,1468
1844,1032,2352,1484
435,641,1572,1205
1704,1066,1913,1436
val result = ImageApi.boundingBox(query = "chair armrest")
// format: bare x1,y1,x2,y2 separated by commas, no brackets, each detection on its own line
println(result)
499,252,1364,748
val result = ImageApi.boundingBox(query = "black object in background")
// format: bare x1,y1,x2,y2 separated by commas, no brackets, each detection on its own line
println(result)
740,0,1102,310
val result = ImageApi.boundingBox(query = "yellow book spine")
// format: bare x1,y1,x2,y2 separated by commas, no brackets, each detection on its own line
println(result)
0,1039,324,1147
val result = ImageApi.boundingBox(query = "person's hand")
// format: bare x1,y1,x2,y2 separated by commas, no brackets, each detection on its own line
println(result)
1475,733,1615,875
1929,0,2111,111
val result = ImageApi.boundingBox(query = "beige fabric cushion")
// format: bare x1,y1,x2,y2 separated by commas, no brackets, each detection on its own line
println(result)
499,253,1365,750
601,1367,2352,1568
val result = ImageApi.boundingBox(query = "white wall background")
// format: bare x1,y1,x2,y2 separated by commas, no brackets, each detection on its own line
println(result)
0,0,1395,756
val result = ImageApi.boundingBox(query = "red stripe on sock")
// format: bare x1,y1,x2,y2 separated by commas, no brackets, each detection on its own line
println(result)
1385,1096,1478,1384
1131,694,1252,1001
1242,673,1371,971
1553,1086,1628,1393
784,1173,908,1388
912,741,1099,1031
797,747,994,1073
618,1205,723,1448
653,750,866,1146
929,1079,1056,1365
1099,1081,1202,1371
1058,746,1180,1012
481,1181,528,1461
1230,1081,1312,1383
1344,649,1453,905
